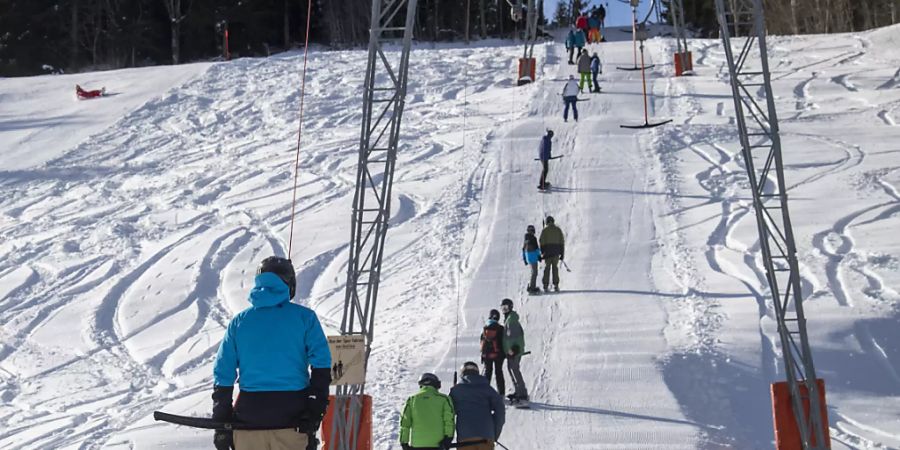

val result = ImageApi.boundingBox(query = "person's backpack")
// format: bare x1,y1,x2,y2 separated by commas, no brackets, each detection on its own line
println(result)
481,326,502,360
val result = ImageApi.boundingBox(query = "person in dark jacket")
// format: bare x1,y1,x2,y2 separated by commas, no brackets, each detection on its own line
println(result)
539,216,565,292
480,309,505,394
449,362,506,450
212,256,332,450
537,129,554,190
500,299,528,403
590,52,603,93
523,225,541,293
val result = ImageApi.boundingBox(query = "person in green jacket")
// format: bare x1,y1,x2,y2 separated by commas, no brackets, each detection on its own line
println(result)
400,373,455,450
500,298,528,404
539,215,565,292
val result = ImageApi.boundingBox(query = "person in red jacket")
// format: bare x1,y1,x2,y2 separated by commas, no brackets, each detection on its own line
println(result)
575,14,589,34
76,84,105,99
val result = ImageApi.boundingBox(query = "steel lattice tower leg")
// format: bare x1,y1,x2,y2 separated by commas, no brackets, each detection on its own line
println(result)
330,1,418,449
668,0,690,68
714,0,828,448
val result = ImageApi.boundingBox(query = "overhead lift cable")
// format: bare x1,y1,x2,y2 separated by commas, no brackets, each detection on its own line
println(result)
287,0,315,258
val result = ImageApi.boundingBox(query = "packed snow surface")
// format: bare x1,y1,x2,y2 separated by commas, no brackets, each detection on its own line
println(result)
1,25,899,449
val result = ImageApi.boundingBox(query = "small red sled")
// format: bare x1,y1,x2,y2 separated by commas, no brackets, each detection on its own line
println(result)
76,84,105,100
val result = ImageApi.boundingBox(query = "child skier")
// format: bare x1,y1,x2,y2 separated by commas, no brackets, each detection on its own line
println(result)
523,225,541,293
480,309,506,395
590,52,603,93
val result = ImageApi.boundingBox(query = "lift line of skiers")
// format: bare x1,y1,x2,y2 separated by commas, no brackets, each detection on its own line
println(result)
203,11,587,450
206,217,563,450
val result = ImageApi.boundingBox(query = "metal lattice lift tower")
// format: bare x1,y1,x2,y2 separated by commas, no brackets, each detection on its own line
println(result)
714,0,828,448
329,0,418,448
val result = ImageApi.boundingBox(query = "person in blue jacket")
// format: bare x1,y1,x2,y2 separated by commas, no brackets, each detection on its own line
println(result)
211,256,332,450
573,28,586,58
538,129,554,190
565,28,576,65
449,362,506,450
523,225,541,293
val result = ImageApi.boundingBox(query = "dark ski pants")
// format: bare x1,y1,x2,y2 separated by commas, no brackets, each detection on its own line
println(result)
482,358,505,395
460,439,495,450
234,429,308,450
563,96,578,121
543,255,560,289
539,160,549,188
592,71,600,92
567,47,574,64
507,354,528,399
528,262,538,290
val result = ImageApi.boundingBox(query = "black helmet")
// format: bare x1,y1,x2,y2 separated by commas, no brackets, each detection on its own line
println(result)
526,225,535,233
546,129,554,137
418,372,441,389
257,256,297,299
489,309,501,321
500,298,514,311
460,361,479,376
546,215,555,225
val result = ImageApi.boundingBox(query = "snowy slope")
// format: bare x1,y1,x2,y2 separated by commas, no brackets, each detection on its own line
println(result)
1,25,899,449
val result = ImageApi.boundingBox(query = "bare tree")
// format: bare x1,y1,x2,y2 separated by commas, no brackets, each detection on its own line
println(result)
162,0,189,64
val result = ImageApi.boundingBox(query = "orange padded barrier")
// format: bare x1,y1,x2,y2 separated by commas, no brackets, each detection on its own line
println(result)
518,57,536,86
674,51,693,76
321,394,372,450
771,379,830,450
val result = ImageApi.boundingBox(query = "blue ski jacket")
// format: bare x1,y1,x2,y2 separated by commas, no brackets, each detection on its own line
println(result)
449,374,505,441
565,30,576,49
573,30,586,48
213,272,332,391
538,135,552,161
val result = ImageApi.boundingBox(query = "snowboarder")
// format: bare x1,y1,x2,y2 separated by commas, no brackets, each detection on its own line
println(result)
500,298,528,404
76,84,104,99
539,216,565,292
590,52,603,93
480,309,506,395
565,28,577,65
523,225,541,292
537,129,554,190
212,256,332,450
562,76,579,123
449,362,506,450
577,49,592,93
400,373,456,450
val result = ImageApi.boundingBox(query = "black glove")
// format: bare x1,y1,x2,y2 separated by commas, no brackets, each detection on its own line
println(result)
539,255,544,262
440,436,453,450
401,444,411,450
560,254,565,261
306,367,332,421
211,386,234,421
213,429,233,450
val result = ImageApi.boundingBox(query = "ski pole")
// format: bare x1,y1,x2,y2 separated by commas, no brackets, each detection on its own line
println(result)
495,440,511,450
562,260,572,272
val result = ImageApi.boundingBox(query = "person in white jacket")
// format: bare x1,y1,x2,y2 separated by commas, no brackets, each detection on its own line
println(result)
562,75,580,122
